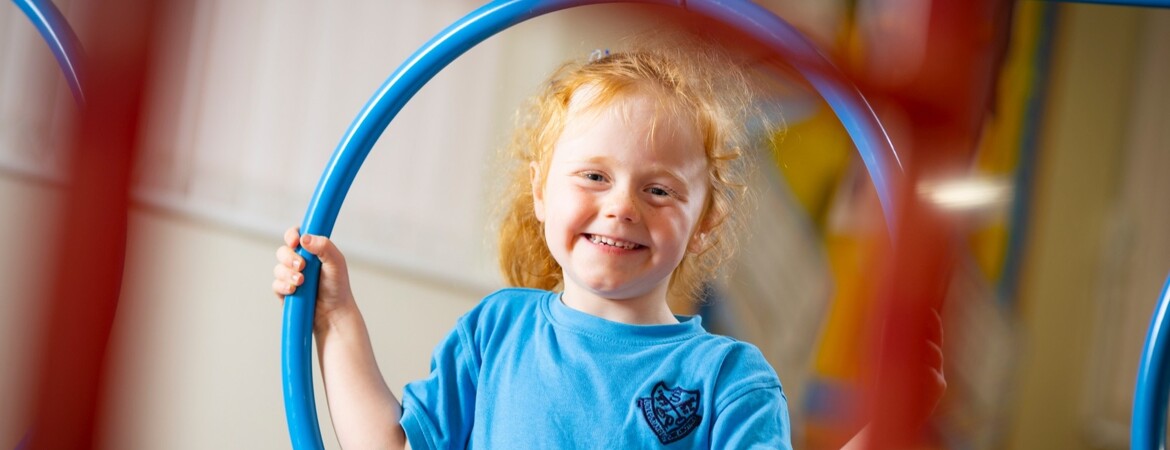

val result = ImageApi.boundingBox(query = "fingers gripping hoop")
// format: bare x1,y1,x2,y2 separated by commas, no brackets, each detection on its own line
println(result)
282,1,902,448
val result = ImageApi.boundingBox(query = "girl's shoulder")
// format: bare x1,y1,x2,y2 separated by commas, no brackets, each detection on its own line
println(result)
481,286,553,303
474,287,552,314
457,287,554,331
686,327,770,363
685,332,784,396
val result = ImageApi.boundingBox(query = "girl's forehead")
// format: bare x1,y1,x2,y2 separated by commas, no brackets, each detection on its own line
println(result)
555,86,708,174
564,84,698,139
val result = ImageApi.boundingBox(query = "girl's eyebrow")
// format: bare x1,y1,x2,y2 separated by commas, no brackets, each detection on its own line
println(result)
653,169,691,195
564,155,617,168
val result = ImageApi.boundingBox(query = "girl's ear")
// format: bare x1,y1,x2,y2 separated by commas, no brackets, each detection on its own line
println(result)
688,207,721,254
530,162,545,222
687,219,711,254
687,231,708,254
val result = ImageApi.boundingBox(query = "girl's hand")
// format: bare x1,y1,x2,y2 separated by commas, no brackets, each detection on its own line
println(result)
923,307,946,416
272,226,356,323
274,227,405,449
843,309,946,450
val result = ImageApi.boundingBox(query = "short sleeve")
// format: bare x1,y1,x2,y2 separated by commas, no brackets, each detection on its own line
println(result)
400,323,480,450
710,386,793,450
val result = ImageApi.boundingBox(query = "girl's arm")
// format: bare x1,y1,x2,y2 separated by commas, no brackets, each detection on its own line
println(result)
315,297,407,449
274,228,406,449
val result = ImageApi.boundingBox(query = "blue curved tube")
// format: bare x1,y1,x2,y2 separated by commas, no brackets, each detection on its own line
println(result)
1132,272,1170,450
1055,0,1170,7
283,1,901,448
11,0,86,104
684,0,901,218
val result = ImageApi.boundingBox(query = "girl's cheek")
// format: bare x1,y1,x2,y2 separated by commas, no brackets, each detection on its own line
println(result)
565,188,593,204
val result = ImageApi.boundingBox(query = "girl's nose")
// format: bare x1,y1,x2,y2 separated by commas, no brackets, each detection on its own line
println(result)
603,189,641,223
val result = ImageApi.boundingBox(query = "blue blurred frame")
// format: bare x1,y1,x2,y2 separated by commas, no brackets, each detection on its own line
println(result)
11,0,85,104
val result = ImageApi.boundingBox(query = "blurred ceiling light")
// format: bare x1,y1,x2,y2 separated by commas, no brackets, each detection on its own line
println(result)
919,177,1013,211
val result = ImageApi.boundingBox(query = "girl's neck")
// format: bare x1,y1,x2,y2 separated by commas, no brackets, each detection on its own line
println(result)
560,282,678,325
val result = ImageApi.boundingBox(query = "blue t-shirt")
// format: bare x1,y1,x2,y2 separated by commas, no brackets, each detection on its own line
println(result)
401,288,792,449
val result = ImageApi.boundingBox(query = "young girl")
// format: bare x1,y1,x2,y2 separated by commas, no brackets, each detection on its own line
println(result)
272,40,793,449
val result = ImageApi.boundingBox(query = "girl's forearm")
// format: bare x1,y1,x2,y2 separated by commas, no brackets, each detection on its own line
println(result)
314,300,406,449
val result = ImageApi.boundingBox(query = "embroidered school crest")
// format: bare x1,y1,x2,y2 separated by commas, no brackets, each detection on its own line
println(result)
637,381,703,444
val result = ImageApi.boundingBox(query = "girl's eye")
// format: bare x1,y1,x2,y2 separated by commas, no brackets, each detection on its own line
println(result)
583,172,607,182
647,186,673,197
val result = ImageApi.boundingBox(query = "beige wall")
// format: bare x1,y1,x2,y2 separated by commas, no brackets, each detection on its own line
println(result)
1006,4,1147,450
0,174,61,448
0,173,483,448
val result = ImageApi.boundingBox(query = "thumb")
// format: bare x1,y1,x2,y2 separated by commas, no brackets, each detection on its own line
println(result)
299,234,344,268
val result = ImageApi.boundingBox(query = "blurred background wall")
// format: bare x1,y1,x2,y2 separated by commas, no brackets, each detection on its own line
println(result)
0,1,1167,449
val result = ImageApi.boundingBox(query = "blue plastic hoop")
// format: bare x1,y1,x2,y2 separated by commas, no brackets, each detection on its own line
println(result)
11,0,86,104
1132,272,1170,450
282,1,901,448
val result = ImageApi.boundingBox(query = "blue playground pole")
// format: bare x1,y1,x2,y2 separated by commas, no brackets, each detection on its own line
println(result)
1132,272,1170,450
282,1,901,448
1053,0,1170,7
11,0,85,104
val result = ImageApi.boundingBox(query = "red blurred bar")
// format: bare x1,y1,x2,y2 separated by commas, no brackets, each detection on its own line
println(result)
23,1,163,448
855,0,1016,448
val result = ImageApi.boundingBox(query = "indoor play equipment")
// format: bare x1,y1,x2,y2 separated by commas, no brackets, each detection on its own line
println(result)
12,0,85,104
1133,273,1170,449
11,0,1169,448
11,0,156,448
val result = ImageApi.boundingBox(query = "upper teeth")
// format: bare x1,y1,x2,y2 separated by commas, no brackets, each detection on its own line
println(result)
590,234,639,249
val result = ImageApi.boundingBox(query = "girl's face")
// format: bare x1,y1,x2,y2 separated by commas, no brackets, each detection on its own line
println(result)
532,88,710,312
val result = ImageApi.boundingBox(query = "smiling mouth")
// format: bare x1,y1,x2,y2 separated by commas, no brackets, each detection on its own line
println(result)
585,234,644,250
